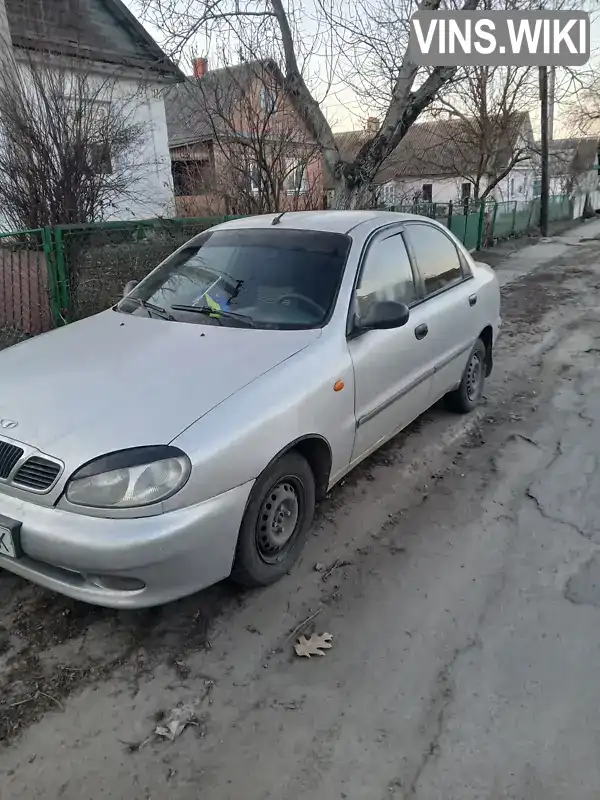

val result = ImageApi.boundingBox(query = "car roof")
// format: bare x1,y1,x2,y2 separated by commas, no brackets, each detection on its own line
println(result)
209,210,433,236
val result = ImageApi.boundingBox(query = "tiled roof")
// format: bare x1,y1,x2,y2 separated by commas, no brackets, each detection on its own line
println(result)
165,59,283,148
534,137,600,176
326,112,532,188
4,0,182,79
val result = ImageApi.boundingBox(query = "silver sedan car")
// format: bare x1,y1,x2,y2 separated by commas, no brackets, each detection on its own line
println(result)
0,211,500,608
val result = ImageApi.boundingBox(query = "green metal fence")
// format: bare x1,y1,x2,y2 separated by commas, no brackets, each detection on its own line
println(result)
391,194,573,251
548,194,572,222
488,195,572,242
0,195,580,349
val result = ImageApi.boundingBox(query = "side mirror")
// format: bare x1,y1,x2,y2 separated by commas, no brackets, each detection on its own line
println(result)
123,280,138,298
357,300,410,331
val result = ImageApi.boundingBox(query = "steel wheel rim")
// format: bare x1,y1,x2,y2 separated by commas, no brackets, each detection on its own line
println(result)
256,478,301,563
466,351,483,401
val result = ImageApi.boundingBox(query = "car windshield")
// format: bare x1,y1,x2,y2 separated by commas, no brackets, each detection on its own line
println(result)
116,228,351,330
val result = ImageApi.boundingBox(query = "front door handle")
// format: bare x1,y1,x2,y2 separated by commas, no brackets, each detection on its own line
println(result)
469,293,477,307
414,323,428,340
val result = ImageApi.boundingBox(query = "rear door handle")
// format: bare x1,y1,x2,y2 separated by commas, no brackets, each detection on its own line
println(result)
414,323,428,340
469,294,477,307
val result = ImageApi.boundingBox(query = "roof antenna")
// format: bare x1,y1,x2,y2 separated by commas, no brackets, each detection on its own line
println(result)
271,210,286,225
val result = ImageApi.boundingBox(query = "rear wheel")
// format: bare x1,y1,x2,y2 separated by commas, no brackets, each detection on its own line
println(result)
445,338,486,414
231,451,315,587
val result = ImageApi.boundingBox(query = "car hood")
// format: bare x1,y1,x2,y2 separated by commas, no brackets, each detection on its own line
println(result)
0,311,321,466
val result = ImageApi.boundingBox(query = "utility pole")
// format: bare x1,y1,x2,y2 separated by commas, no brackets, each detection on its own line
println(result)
548,66,556,141
539,65,549,237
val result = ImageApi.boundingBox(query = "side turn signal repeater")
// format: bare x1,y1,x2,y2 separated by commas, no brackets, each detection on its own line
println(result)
333,380,345,392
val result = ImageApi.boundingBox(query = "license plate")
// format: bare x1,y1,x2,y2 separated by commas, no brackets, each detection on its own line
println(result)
0,525,16,558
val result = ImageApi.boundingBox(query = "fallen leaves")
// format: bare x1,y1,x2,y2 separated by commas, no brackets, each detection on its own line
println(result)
155,701,199,741
294,632,333,658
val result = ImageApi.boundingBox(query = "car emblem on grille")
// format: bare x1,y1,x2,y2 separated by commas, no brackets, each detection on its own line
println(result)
0,419,18,430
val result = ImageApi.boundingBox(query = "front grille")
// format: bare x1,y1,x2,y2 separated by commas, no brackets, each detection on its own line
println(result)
13,456,61,491
0,440,24,479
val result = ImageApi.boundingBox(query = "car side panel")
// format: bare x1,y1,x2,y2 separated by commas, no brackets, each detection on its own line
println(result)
347,303,434,464
424,280,479,404
430,262,500,400
473,261,502,345
168,333,356,510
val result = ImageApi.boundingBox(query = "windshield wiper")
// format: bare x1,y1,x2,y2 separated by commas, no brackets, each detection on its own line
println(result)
121,297,175,320
170,304,256,328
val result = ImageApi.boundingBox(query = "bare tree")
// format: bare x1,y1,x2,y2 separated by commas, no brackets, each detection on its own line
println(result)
311,0,594,204
567,66,600,136
0,50,149,231
171,58,324,215
138,0,480,208
427,67,536,200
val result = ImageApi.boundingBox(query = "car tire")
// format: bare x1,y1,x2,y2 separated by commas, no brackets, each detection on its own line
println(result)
231,451,316,588
444,338,487,414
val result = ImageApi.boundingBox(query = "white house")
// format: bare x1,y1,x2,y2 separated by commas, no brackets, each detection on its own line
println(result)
328,113,536,207
532,137,600,197
0,0,183,227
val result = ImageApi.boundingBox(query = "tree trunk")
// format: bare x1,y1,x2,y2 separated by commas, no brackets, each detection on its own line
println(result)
333,178,373,210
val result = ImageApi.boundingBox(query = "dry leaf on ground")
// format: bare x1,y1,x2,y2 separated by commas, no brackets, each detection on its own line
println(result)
155,701,198,741
294,632,333,658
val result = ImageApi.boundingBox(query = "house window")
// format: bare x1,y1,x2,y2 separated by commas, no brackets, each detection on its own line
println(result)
260,85,277,113
89,141,112,175
509,178,515,197
461,183,471,202
382,183,398,207
533,178,541,197
249,163,260,193
171,159,212,196
284,158,308,194
422,183,433,202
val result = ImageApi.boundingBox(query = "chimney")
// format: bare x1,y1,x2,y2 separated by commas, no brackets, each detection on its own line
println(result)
193,57,208,80
366,116,379,135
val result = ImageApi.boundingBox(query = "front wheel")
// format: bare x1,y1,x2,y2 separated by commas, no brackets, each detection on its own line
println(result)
445,338,487,414
231,451,316,587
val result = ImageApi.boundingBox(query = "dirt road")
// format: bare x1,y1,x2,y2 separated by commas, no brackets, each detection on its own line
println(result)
3,223,600,799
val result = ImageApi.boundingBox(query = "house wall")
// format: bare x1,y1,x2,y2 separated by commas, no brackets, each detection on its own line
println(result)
0,54,176,231
170,67,324,216
104,75,176,222
383,176,467,205
382,165,536,207
175,154,324,217
494,167,535,202
548,169,599,196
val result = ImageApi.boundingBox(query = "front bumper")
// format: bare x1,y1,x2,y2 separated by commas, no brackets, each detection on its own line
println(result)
0,480,254,608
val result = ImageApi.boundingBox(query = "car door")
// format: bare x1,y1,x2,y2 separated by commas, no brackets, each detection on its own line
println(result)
347,226,436,464
403,222,478,405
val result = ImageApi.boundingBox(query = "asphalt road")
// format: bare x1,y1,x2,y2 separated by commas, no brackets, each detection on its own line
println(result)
3,221,600,799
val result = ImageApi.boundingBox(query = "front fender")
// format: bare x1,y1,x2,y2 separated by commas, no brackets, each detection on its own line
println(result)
164,335,356,510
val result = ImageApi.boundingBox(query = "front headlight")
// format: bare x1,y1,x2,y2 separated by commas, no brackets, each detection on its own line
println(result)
65,446,191,509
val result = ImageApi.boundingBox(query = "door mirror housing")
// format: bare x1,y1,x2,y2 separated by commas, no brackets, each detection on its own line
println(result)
356,300,410,332
123,279,138,298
